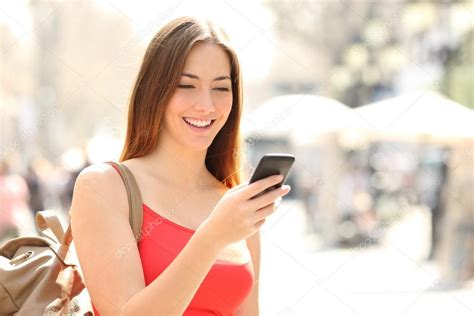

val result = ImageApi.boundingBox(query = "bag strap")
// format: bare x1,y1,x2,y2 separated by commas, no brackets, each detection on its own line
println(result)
36,210,65,244
61,161,144,246
105,161,144,241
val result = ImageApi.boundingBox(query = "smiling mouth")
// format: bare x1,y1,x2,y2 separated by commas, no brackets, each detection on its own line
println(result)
182,117,216,129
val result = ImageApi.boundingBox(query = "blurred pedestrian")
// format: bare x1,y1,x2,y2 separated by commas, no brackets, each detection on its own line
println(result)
0,160,32,242
24,162,45,218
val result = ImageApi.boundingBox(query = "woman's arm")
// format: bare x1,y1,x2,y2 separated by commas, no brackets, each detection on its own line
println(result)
235,231,261,316
70,164,224,316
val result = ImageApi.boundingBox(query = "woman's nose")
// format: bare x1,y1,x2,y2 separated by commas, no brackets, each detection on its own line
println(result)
194,89,215,112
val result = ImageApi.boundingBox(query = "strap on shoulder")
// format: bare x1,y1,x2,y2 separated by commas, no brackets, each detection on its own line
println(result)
62,161,144,246
105,161,144,242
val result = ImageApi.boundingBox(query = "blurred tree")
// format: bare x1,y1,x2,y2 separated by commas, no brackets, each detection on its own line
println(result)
265,0,472,108
439,29,474,109
31,0,60,163
27,0,136,163
265,0,401,106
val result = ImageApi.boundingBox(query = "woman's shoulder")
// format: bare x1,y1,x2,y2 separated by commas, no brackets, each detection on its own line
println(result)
71,162,129,218
75,162,123,190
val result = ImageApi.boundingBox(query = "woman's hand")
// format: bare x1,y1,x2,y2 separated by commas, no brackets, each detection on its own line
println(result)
197,175,291,249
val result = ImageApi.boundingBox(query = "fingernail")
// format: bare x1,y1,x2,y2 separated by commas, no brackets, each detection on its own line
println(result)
275,175,284,181
282,185,291,191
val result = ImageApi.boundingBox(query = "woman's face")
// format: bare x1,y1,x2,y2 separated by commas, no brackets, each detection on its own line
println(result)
162,43,233,150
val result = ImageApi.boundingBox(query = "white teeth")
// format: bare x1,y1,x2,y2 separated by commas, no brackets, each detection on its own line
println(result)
184,117,212,127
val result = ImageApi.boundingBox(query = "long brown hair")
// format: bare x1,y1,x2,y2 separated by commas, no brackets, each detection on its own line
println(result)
119,16,245,188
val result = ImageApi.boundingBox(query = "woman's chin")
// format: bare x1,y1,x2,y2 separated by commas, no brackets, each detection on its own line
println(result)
182,139,213,151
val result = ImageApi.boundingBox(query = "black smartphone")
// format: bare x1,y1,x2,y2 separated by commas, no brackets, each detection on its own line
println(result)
248,153,295,199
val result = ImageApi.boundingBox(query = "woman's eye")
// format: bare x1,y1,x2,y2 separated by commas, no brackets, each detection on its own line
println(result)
214,87,231,92
178,85,229,91
178,84,194,89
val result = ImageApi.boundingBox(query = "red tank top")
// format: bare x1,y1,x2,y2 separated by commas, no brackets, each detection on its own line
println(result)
91,165,254,315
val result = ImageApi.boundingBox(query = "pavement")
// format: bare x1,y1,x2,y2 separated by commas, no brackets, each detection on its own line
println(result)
258,199,474,315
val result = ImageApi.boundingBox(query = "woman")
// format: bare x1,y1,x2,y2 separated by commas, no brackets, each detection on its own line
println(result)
70,16,291,315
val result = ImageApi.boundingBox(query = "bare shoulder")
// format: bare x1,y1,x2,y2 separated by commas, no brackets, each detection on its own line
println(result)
70,162,129,223
75,162,122,187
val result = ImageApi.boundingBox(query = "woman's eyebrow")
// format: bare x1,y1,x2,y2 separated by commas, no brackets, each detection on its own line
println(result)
182,73,231,81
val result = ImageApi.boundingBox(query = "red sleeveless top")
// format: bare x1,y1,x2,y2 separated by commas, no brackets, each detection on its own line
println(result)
91,165,254,315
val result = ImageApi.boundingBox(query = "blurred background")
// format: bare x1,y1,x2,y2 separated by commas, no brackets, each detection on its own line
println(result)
1,0,473,315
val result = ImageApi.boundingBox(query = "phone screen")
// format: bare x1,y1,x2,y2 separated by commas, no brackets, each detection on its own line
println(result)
248,153,295,199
